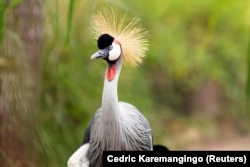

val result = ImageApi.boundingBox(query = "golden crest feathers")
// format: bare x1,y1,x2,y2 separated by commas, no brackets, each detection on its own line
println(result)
90,8,149,67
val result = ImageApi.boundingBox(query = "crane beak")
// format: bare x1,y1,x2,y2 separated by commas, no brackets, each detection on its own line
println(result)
91,48,109,59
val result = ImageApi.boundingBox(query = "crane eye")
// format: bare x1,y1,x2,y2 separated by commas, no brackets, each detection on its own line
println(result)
108,45,113,50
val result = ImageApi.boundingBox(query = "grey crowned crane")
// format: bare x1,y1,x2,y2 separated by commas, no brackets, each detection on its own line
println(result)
68,8,154,167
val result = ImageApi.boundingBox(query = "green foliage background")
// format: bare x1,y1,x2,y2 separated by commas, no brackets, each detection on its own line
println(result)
39,0,249,166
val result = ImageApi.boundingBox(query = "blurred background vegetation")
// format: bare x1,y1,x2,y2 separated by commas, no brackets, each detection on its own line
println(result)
0,0,250,166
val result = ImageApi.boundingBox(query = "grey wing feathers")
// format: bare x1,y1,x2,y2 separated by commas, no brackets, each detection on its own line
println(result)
119,101,151,130
119,101,153,150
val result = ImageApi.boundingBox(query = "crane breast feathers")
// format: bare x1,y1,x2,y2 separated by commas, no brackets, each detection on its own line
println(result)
90,8,149,67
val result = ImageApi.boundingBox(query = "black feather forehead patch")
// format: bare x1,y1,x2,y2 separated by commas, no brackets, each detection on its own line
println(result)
97,34,114,49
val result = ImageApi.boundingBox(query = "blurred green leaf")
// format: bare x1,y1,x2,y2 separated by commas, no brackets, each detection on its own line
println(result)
65,0,75,46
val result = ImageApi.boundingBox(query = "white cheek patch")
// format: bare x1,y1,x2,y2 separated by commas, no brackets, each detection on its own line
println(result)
109,42,121,61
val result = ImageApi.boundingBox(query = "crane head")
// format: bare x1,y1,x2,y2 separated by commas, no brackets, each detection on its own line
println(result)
90,8,149,67
91,33,121,62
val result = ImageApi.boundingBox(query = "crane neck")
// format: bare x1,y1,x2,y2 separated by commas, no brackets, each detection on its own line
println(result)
101,57,122,121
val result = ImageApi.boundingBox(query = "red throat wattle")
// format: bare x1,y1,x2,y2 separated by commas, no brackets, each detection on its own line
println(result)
107,64,116,81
